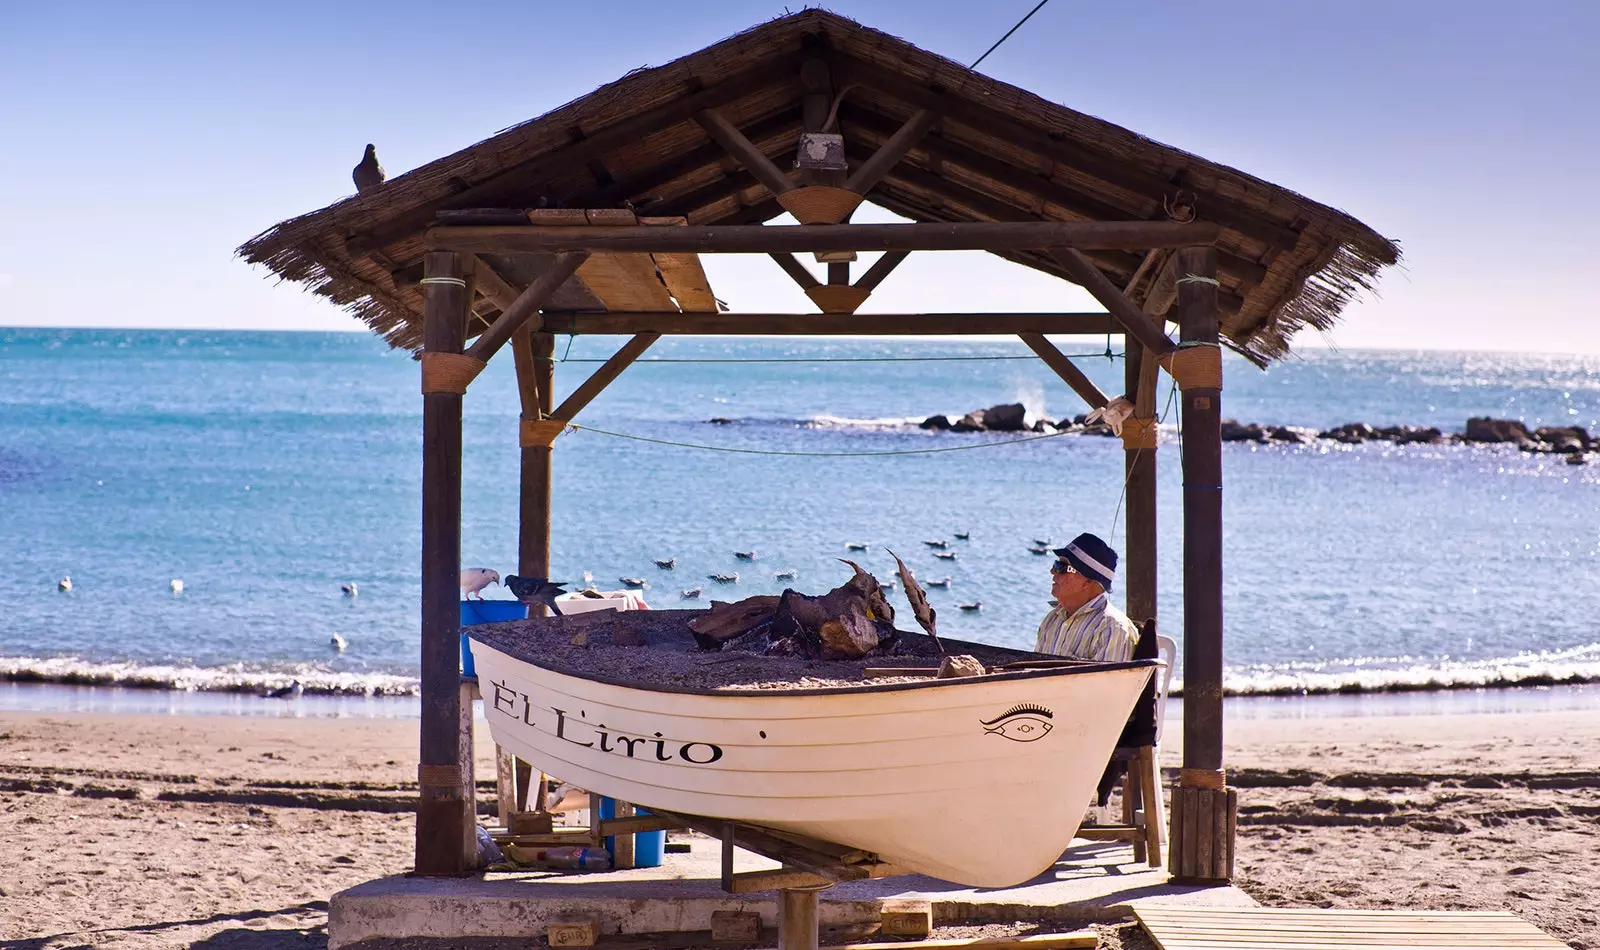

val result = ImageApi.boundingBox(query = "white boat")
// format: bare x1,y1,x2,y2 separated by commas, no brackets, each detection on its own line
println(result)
469,637,1153,887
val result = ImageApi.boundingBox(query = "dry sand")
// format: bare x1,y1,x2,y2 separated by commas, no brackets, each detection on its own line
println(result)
2,702,1596,948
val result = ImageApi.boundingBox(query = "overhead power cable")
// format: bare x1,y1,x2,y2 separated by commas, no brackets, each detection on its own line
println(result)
971,0,1052,70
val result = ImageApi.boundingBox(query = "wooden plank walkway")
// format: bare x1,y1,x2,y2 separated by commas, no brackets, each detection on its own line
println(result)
1134,907,1568,950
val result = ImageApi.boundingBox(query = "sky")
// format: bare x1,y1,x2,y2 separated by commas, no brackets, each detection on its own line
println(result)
1,0,1596,353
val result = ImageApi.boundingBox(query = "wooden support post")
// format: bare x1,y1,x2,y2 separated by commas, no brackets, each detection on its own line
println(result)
1017,332,1110,410
1123,337,1158,625
779,886,824,950
1167,244,1235,884
517,330,555,587
416,250,471,876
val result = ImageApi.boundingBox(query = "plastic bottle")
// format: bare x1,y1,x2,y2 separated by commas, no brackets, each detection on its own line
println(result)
539,846,612,871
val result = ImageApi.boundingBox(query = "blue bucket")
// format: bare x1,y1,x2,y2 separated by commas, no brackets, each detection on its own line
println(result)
459,600,528,678
598,796,665,868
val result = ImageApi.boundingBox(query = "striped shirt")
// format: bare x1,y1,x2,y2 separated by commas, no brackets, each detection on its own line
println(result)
1034,593,1140,662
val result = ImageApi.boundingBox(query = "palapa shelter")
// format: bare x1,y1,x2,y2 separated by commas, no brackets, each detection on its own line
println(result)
241,7,1397,897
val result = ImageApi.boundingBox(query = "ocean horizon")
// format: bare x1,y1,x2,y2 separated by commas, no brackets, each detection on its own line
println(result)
2,326,1597,712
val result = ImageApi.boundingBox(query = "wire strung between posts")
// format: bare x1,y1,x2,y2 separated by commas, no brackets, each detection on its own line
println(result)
547,352,1126,364
971,0,1052,70
561,422,1072,457
1109,376,1182,545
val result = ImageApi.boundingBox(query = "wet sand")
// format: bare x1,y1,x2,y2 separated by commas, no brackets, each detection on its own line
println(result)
1,703,1595,948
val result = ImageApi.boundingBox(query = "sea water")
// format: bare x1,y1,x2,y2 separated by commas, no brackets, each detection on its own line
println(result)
1,328,1597,703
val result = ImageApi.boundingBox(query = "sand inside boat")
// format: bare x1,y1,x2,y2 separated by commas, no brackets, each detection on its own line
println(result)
467,608,1050,692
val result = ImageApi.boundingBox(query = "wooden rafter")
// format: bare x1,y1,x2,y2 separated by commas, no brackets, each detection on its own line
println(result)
854,250,909,291
695,107,796,199
343,56,805,258
845,108,937,194
769,252,821,290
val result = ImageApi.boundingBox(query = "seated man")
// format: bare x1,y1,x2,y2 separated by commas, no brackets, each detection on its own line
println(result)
1034,532,1140,662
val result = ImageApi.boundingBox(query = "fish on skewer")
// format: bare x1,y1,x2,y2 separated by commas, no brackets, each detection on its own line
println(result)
887,549,946,656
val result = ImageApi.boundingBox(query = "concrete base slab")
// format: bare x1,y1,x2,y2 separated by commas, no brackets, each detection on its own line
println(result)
329,838,1256,948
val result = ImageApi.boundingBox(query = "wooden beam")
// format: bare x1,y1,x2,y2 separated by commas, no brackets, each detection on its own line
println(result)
343,57,803,257
577,108,803,209
845,109,937,194
416,251,470,877
549,333,661,423
461,252,589,363
540,311,1114,336
1047,247,1176,356
854,250,909,292
428,220,1223,255
471,256,522,311
696,108,796,199
769,252,821,290
1017,332,1109,410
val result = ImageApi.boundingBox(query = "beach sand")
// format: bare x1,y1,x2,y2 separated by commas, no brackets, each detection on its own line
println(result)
2,704,1596,949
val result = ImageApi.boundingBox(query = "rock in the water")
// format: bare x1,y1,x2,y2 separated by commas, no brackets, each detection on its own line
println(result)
919,414,953,430
1220,419,1267,443
1534,426,1590,453
982,403,1027,432
1393,426,1443,445
1031,417,1057,433
1267,425,1305,444
1464,417,1532,446
950,411,987,432
1319,422,1375,444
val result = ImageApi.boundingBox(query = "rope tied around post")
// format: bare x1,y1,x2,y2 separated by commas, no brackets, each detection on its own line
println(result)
418,276,468,288
520,417,570,448
1174,274,1220,287
419,352,486,395
1120,416,1159,450
416,763,467,795
1157,341,1223,391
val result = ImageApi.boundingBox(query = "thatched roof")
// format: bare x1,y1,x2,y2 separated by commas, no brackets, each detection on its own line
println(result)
238,9,1398,363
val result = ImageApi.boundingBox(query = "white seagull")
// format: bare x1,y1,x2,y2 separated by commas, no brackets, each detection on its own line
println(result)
330,634,348,652
58,576,72,593
341,582,358,598
170,579,184,595
460,568,499,601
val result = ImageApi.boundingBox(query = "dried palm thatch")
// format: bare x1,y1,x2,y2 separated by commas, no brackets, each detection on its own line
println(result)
238,9,1398,363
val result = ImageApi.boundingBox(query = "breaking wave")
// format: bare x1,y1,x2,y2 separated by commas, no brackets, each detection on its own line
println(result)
1176,642,1600,697
0,655,419,697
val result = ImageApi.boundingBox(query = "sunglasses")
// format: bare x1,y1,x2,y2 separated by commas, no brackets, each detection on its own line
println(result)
1050,560,1077,576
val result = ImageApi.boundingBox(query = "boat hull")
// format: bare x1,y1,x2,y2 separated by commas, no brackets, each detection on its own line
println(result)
472,642,1153,887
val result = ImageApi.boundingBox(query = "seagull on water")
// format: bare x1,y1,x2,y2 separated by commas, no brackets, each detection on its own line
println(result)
680,587,703,599
460,568,499,601
708,572,739,584
958,601,983,612
619,576,649,589
845,542,870,551
1032,537,1051,547
1029,545,1050,555
772,569,797,580
933,551,957,561
341,582,358,598
58,576,72,593
733,551,757,561
953,531,970,541
925,576,952,589
265,680,303,700
653,557,677,570
923,539,948,549
170,579,184,595
330,633,347,652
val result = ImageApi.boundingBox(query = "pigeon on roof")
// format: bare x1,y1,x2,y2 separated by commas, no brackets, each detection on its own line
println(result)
352,144,386,194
